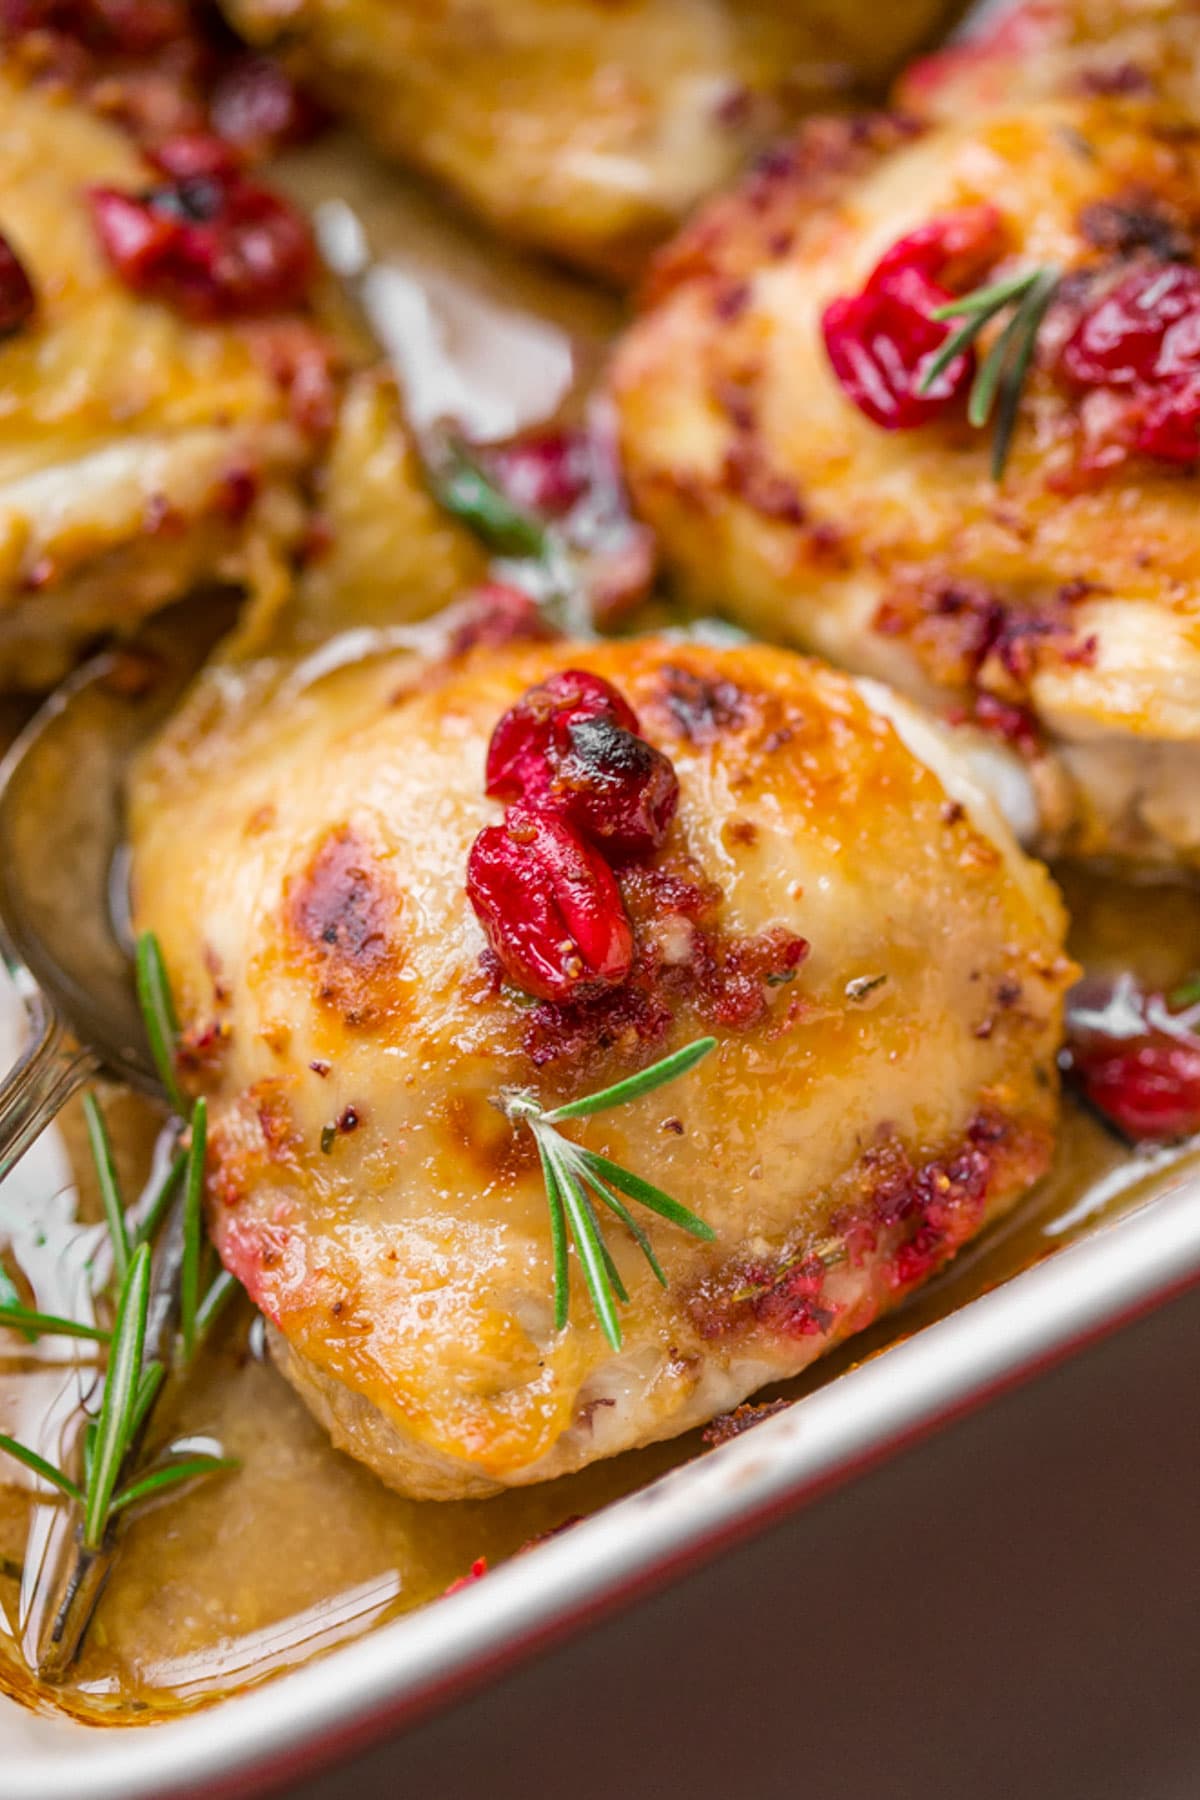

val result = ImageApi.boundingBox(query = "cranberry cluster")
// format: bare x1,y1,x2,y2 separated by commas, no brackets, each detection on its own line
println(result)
821,206,1003,429
88,131,315,320
1057,264,1200,465
467,670,680,1003
1063,973,1200,1142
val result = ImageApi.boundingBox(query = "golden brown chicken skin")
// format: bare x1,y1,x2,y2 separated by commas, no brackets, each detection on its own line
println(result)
218,0,961,280
611,93,1200,873
897,0,1200,120
0,66,316,686
129,631,1070,1499
0,62,485,684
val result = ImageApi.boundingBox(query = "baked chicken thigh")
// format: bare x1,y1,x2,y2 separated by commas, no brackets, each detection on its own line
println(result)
130,630,1070,1499
611,86,1200,872
0,65,321,686
217,0,961,280
897,0,1200,120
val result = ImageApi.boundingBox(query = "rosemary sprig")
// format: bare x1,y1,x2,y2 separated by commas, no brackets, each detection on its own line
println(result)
500,1037,717,1350
427,436,547,559
134,931,184,1113
919,264,1061,479
82,1243,150,1549
0,930,240,1672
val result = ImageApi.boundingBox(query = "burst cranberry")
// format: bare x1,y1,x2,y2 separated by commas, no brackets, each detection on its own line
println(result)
467,806,634,1003
209,55,328,158
554,715,679,858
89,146,315,321
822,206,1003,430
0,230,34,337
1060,265,1200,388
1057,264,1200,466
1063,974,1200,1141
485,670,639,804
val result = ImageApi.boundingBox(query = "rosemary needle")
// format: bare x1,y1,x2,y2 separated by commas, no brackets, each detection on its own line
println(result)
919,264,1061,479
179,1098,207,1361
502,1036,717,1349
82,1242,150,1551
82,1093,130,1283
134,932,185,1113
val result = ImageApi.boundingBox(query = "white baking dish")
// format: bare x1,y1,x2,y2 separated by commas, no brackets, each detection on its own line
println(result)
5,1157,1199,1800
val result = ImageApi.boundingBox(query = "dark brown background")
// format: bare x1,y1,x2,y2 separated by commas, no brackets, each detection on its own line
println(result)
286,1283,1200,1800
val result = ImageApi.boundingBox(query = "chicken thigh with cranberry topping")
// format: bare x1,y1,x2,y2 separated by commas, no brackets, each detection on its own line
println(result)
611,87,1200,872
216,0,962,281
129,633,1070,1499
0,67,320,685
897,0,1200,122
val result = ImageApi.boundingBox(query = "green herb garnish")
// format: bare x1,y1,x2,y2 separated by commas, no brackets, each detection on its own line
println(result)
1170,974,1200,1010
919,265,1061,479
134,931,184,1113
428,436,547,559
500,1037,717,1350
0,932,238,1670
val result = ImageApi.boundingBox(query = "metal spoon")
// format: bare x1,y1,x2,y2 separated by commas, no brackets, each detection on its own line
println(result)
0,593,240,1177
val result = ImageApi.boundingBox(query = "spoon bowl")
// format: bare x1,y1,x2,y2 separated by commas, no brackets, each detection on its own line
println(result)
0,593,242,1144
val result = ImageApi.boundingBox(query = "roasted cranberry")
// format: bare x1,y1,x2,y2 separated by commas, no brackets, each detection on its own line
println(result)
89,146,315,321
822,206,1003,430
555,716,679,858
467,806,634,1003
1060,265,1200,388
209,55,327,158
1056,264,1200,466
0,230,34,337
485,670,639,804
1063,973,1200,1141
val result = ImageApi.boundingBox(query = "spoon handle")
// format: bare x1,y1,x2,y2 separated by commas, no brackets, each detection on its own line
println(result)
0,961,97,1180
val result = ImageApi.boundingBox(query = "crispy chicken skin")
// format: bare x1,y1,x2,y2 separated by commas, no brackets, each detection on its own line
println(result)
218,0,960,280
611,93,1200,872
897,0,1200,119
0,64,486,684
0,67,312,687
130,634,1070,1499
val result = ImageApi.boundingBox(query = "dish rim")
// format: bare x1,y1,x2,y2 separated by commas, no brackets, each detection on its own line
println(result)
6,1159,1200,1800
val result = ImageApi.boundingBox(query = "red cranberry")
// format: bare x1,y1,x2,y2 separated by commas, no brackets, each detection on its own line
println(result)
209,55,327,158
1063,974,1200,1141
467,806,634,1003
554,715,679,858
1056,264,1200,466
89,144,315,321
1060,265,1200,388
822,206,1003,430
485,670,639,804
0,230,34,337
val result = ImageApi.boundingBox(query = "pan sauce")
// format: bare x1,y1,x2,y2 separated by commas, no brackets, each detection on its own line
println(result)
2,124,1199,1727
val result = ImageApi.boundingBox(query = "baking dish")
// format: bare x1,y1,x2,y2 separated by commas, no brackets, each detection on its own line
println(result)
4,1148,1199,1800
